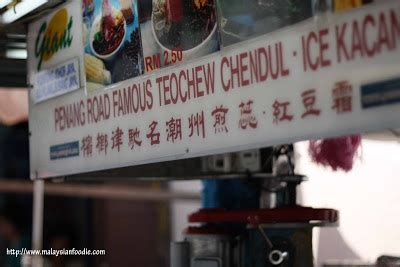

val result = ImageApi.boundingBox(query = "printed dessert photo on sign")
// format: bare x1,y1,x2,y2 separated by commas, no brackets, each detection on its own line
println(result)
216,0,312,47
138,0,220,73
82,0,143,93
312,0,377,15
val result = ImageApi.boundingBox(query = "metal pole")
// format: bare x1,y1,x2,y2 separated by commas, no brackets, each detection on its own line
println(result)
0,179,201,202
31,179,44,267
170,241,190,267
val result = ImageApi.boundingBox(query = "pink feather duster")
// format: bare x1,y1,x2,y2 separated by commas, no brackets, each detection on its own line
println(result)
309,135,362,172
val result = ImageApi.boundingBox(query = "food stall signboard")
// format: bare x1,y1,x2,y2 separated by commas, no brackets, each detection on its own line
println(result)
27,1,85,104
29,1,400,179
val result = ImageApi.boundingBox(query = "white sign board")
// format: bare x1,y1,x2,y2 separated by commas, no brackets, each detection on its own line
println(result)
29,2,400,179
27,1,84,103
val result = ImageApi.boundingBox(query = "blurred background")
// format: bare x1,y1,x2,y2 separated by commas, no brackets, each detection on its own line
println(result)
0,0,399,267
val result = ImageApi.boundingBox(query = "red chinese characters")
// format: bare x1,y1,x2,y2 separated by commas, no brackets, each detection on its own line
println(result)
272,100,293,124
211,105,229,134
166,117,182,143
128,128,142,149
96,133,108,155
301,89,321,118
111,127,123,152
332,81,353,114
189,111,205,138
81,135,93,157
239,100,257,129
146,121,161,146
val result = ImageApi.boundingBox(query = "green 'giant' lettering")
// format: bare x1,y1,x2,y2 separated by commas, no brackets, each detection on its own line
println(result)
34,16,74,71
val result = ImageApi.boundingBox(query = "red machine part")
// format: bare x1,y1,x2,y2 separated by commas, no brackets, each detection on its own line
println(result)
188,207,338,225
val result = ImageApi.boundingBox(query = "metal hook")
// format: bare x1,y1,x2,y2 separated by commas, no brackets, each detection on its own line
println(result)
257,225,273,249
12,0,17,14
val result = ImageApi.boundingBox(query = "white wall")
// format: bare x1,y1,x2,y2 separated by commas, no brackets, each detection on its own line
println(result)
296,139,400,266
170,180,202,242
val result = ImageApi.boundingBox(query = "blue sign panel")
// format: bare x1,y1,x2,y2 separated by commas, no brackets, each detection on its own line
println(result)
50,141,80,160
361,78,400,109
